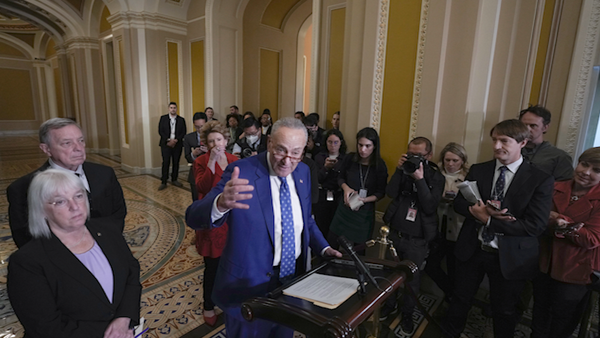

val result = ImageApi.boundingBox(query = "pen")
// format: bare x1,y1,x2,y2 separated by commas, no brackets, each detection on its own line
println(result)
134,327,149,338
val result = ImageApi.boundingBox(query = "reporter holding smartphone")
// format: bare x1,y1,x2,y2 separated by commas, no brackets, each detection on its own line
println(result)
424,142,469,304
313,129,347,240
327,127,387,250
531,147,600,338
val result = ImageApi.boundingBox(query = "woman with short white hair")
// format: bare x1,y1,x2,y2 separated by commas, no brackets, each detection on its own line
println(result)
8,169,141,338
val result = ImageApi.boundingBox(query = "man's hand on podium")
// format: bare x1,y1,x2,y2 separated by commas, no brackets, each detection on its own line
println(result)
323,247,343,258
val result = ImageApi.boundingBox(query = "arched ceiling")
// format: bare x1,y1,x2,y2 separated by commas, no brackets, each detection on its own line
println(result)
0,0,67,43
261,0,303,29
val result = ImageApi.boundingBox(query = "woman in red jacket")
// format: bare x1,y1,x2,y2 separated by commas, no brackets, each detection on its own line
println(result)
192,120,238,326
531,147,600,338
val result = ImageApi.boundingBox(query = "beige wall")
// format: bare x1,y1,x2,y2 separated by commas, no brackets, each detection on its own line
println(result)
243,0,312,119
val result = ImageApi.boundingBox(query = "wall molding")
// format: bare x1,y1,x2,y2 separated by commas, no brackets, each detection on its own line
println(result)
65,37,99,51
564,0,600,156
369,0,389,131
408,0,430,140
107,11,187,36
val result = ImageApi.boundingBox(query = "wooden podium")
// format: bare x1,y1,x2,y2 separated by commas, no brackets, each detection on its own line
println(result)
241,257,417,338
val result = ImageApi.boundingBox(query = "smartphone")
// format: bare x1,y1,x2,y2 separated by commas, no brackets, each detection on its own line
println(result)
487,200,514,218
486,200,501,211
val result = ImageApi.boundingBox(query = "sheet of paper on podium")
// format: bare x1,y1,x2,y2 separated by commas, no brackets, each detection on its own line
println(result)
283,273,359,309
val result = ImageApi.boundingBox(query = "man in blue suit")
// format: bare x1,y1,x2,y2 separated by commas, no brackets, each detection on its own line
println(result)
185,117,341,337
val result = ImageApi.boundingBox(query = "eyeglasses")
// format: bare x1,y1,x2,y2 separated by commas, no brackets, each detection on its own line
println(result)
272,147,303,163
327,140,340,145
49,192,87,208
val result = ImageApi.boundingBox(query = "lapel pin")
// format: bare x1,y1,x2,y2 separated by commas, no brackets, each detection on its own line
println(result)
300,179,303,184
97,232,101,236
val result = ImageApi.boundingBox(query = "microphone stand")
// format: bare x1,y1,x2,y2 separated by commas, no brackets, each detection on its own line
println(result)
337,236,378,296
364,226,398,338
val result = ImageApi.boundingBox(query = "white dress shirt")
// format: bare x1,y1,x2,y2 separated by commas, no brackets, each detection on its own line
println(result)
210,153,304,266
479,157,523,248
169,115,176,140
48,158,90,192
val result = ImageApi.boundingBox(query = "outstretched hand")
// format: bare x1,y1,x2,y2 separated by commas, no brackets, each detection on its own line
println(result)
216,166,254,212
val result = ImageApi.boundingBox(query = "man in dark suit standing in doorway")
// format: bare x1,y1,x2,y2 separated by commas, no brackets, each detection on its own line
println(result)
183,112,207,200
158,102,186,190
7,118,127,248
442,119,553,338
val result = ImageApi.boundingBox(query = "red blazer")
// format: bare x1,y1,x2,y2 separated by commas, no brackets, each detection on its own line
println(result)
191,152,238,257
539,180,600,284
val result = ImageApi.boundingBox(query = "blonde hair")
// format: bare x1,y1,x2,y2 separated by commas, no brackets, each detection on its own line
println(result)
438,142,470,172
199,120,230,145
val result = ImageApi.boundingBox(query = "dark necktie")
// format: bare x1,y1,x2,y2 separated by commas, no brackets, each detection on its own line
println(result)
483,166,508,244
493,166,508,202
279,177,295,279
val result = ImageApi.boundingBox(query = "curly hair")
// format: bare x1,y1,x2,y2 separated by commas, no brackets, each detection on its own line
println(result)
199,120,230,145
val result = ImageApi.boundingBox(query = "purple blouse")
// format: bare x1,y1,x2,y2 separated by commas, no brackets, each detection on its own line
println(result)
75,242,114,303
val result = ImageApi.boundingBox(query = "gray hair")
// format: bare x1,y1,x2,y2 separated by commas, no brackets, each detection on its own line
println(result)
39,118,81,145
28,169,90,239
271,117,308,142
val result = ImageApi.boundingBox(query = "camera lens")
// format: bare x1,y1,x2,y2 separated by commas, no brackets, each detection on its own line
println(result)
402,156,422,175
242,148,253,158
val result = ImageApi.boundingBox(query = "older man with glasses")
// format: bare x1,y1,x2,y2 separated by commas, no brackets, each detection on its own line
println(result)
185,117,342,338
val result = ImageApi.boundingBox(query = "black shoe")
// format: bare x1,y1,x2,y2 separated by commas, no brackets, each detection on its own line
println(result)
158,183,167,191
172,180,183,187
400,314,414,334
379,304,398,321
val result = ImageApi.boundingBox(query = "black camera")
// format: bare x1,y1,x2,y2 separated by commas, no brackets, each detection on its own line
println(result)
402,155,425,174
242,148,254,158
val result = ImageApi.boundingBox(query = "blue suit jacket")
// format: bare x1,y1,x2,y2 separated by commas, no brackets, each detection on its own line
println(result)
185,152,329,320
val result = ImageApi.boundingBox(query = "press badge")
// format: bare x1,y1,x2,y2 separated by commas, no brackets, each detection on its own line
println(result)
359,189,367,198
406,201,417,222
327,190,334,201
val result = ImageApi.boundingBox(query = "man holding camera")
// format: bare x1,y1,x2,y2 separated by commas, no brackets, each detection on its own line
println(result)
232,117,268,158
381,137,445,333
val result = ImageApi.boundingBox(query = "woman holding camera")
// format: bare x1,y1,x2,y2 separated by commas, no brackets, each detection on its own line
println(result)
328,127,387,248
314,129,347,241
424,142,469,302
192,120,238,326
531,147,600,338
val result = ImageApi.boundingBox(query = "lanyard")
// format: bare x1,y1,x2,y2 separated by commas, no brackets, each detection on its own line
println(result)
359,164,370,190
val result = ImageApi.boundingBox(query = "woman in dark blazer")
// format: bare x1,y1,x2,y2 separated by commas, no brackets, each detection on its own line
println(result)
8,169,141,338
531,147,600,338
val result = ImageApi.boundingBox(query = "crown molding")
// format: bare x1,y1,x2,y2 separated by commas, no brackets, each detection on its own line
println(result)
107,11,187,36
